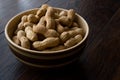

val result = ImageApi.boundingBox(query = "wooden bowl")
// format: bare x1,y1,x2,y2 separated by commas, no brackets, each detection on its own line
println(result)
5,8,89,68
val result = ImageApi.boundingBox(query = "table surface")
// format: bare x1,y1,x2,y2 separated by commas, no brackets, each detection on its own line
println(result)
0,0,120,80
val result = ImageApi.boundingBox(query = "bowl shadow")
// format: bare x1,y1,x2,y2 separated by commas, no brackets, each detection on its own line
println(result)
19,46,88,80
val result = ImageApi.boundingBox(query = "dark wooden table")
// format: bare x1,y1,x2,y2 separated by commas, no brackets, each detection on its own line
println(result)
0,0,120,80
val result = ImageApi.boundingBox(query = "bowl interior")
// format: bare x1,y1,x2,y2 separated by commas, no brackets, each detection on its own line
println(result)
5,8,89,54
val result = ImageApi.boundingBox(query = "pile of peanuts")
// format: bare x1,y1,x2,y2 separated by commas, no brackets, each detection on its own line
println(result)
12,4,84,51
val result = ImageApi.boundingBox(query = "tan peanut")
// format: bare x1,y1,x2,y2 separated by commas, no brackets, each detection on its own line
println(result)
38,16,46,26
56,20,65,33
36,9,46,18
74,34,83,43
12,36,20,45
45,7,55,29
59,10,67,17
68,28,83,37
41,4,49,9
68,30,77,37
74,27,84,36
33,16,46,34
64,34,83,48
44,29,59,37
25,26,38,41
58,9,75,27
17,30,26,40
36,4,49,18
64,38,77,47
58,16,69,26
27,14,39,23
18,22,24,30
67,9,75,21
60,32,70,43
45,7,55,18
20,36,30,49
14,22,24,34
46,17,55,29
33,37,60,50
56,24,64,33
24,22,34,27
21,15,28,22
33,24,46,34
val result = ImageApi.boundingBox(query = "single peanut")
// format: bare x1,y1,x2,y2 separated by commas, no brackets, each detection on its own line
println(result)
36,4,49,18
60,32,71,43
56,20,64,33
45,7,55,18
56,23,64,33
25,26,38,41
27,14,39,23
20,36,30,49
36,9,46,18
38,16,46,26
46,17,55,29
17,30,26,40
68,28,83,37
45,7,55,29
14,22,24,34
33,37,60,50
58,16,70,26
33,24,46,34
64,38,76,47
41,4,49,9
74,28,84,36
21,15,28,22
58,9,75,27
64,34,83,48
12,36,20,45
18,22,24,30
33,16,46,34
44,29,59,37
67,9,75,21
68,30,77,37
74,34,83,43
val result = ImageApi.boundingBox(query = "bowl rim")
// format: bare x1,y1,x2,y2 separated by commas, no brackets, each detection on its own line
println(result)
5,8,89,54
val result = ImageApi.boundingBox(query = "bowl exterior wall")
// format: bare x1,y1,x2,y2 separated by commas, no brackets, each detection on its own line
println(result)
8,40,86,68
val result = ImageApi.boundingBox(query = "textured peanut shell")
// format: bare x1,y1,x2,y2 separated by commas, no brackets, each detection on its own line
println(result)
33,37,60,50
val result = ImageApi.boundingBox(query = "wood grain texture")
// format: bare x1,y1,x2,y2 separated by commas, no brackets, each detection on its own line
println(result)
0,33,27,80
0,0,120,80
81,8,120,80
